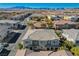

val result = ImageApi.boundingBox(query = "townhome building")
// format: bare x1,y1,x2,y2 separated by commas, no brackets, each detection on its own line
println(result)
53,20,76,29
62,29,79,45
0,20,25,29
23,29,60,51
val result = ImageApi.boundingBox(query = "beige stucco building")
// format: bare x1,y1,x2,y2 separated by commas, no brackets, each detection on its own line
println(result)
23,29,60,50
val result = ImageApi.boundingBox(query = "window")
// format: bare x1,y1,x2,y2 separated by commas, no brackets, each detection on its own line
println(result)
47,40,51,45
76,40,79,44
40,41,45,45
53,40,57,45
32,40,39,46
53,41,55,45
26,41,29,43
30,47,32,50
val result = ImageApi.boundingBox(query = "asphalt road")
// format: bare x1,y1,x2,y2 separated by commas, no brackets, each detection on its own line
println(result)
8,13,32,56
8,27,28,56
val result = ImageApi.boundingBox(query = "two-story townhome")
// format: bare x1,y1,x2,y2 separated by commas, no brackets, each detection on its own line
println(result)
62,29,79,45
0,20,25,29
53,20,76,29
23,29,60,51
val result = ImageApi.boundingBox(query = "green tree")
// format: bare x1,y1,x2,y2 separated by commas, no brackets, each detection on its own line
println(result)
27,21,34,29
45,19,53,28
55,30,61,37
59,46,64,50
60,40,75,50
64,40,75,50
18,43,23,50
27,21,33,26
71,47,79,56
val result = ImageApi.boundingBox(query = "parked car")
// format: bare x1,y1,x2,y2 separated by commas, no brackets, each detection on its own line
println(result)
2,43,9,47
0,43,4,53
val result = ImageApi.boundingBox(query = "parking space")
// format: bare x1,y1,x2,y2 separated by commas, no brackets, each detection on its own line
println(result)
19,25,26,30
0,32,21,56
8,33,21,43
0,49,11,56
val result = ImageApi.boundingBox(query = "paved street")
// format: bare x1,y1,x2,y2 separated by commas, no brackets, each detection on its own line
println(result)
8,27,28,56
8,14,32,56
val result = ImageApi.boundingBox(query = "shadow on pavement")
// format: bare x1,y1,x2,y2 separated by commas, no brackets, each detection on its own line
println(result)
8,33,21,43
0,49,11,56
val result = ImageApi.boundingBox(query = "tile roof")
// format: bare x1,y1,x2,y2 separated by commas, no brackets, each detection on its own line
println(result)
62,29,79,41
53,20,76,25
28,29,59,40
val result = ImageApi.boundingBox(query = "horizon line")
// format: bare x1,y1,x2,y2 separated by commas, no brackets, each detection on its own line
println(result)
0,3,79,8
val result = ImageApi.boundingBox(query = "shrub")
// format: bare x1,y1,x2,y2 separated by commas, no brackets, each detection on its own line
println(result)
70,46,79,56
60,40,75,50
64,40,75,50
18,43,23,50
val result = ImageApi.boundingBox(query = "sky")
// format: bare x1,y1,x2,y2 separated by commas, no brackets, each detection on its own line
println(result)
0,3,79,8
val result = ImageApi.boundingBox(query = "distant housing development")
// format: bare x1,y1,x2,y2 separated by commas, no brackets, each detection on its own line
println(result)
1,3,79,56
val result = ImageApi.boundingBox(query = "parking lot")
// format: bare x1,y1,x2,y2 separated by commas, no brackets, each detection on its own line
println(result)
0,49,11,56
8,33,21,43
0,32,21,56
8,27,28,56
0,14,30,56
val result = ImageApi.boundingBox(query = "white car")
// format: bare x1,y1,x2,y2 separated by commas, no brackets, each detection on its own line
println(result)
0,43,4,53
